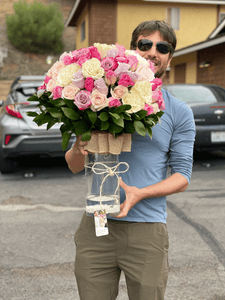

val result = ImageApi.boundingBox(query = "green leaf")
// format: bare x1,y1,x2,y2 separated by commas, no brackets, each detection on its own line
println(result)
48,108,63,119
27,95,38,102
112,104,131,114
99,112,108,122
123,112,132,121
62,131,72,151
86,109,97,124
47,119,58,130
61,107,80,120
73,120,89,135
112,117,124,128
81,130,92,141
101,121,109,131
64,99,77,109
60,123,73,134
146,124,153,139
49,99,65,107
135,110,148,120
108,123,123,134
26,111,38,117
124,121,135,134
109,112,120,120
134,120,146,136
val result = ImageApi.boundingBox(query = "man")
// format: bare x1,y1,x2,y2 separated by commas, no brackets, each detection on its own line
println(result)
65,20,195,300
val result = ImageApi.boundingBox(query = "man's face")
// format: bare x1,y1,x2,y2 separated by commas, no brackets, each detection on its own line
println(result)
136,31,172,78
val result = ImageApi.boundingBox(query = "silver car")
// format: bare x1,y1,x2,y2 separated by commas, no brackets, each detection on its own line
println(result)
0,75,74,173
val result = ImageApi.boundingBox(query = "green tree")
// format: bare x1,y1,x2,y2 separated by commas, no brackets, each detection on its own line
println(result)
6,0,64,54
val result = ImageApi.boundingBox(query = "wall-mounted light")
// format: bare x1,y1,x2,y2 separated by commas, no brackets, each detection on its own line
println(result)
46,55,54,65
199,62,211,68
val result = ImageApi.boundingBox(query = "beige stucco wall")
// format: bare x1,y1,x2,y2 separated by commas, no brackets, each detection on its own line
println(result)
170,52,197,84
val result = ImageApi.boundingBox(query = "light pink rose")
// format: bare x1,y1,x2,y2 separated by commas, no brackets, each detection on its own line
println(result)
127,71,141,83
136,63,155,82
127,55,139,71
144,104,154,116
72,70,85,89
72,48,91,59
108,98,121,108
52,86,63,99
62,83,80,100
101,57,118,71
74,90,92,110
111,85,128,99
63,55,73,65
85,77,95,92
48,61,65,81
115,56,128,64
90,90,109,111
148,60,155,73
107,48,118,58
151,78,163,91
114,63,130,77
46,79,57,92
116,43,126,57
157,99,165,110
94,78,108,95
105,70,117,85
38,84,46,91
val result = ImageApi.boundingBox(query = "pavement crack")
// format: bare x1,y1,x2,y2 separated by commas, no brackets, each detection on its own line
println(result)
167,200,225,268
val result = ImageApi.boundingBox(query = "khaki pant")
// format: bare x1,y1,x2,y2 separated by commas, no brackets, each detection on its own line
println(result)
74,214,169,300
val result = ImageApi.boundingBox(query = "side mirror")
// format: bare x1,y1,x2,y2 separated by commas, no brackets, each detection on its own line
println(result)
0,100,4,107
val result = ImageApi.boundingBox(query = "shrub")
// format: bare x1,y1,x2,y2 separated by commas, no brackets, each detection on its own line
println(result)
6,0,64,54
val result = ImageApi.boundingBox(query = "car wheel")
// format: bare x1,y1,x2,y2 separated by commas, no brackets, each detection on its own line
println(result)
0,156,17,174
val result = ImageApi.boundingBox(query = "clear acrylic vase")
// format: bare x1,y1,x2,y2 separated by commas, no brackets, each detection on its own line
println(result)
85,153,120,216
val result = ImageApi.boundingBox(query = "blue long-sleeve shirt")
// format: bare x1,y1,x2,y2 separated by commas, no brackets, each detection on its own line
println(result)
109,88,196,223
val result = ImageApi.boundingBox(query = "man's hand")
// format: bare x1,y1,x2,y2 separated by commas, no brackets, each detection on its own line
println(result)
73,135,88,156
115,178,142,219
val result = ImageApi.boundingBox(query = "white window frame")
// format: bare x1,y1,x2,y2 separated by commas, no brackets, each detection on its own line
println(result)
166,7,180,31
219,13,225,23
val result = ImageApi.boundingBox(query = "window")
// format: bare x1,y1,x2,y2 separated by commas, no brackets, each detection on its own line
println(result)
219,13,225,23
166,7,180,31
81,20,86,42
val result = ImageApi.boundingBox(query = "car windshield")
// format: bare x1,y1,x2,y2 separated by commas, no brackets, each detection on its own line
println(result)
164,85,218,106
14,87,38,103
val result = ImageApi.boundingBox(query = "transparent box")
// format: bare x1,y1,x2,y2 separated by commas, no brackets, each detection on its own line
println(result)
85,153,120,216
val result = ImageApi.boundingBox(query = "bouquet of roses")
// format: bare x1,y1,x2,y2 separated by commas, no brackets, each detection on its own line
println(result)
27,43,164,150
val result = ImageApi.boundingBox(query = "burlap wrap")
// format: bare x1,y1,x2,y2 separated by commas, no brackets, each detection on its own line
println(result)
84,132,131,154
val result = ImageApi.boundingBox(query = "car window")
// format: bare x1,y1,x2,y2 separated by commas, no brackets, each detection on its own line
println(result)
13,87,37,103
164,85,218,106
211,86,225,102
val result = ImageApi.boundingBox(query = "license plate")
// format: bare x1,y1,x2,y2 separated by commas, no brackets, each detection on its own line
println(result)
211,131,225,142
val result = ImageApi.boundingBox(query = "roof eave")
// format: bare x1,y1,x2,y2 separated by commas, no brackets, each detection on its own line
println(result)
143,0,225,4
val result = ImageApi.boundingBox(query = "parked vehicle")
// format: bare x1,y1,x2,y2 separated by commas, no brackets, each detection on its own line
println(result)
163,84,225,152
0,76,74,173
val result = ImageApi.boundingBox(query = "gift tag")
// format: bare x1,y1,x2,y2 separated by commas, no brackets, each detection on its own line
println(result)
94,209,109,237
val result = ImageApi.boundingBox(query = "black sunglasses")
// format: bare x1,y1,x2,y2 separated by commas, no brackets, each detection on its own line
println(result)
137,39,172,54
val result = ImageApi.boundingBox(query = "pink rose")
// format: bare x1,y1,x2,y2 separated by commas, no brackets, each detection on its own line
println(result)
85,77,95,92
62,83,80,100
151,78,163,91
47,61,65,81
52,86,63,99
115,56,128,64
46,79,57,92
77,57,88,66
116,43,126,57
105,70,117,85
144,104,154,116
101,57,118,71
74,90,92,110
63,55,73,65
72,70,85,89
126,55,139,71
114,63,130,77
157,99,165,110
94,78,108,95
152,90,163,103
90,90,109,111
136,63,155,82
72,48,91,59
118,74,135,87
44,75,51,84
38,84,46,90
111,85,128,99
108,98,121,108
89,46,101,61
